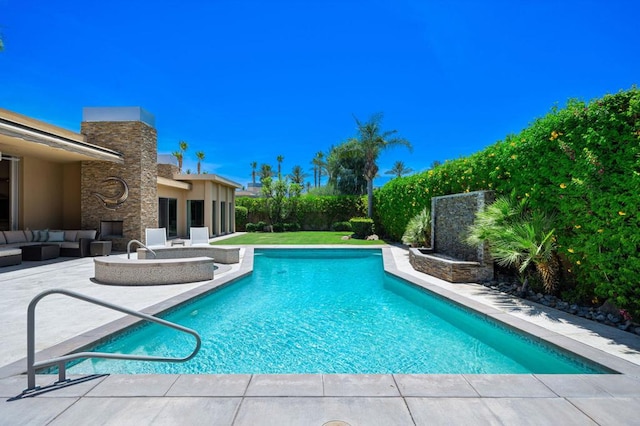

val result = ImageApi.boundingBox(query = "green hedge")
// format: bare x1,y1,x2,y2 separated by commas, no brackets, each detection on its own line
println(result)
237,195,366,231
375,87,640,314
235,206,248,231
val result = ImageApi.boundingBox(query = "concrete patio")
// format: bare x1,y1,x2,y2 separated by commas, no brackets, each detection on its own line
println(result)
1,240,640,425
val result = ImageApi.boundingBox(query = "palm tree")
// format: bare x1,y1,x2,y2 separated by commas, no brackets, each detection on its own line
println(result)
385,160,414,178
276,155,284,179
466,194,559,293
250,161,258,184
195,151,205,174
311,152,325,187
259,163,273,182
172,140,188,173
354,113,412,217
171,151,183,173
289,165,308,185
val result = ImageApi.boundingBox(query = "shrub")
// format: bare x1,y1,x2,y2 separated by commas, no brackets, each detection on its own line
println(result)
245,222,258,233
283,222,301,232
401,208,431,247
236,195,366,231
331,221,353,232
350,217,375,239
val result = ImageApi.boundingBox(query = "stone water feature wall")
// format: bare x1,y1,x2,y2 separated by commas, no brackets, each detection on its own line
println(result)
409,190,495,282
80,107,158,251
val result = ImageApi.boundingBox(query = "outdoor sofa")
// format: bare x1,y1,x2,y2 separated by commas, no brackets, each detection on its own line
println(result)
0,229,98,265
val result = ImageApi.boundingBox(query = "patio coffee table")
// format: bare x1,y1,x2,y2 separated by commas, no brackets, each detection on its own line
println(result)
21,244,61,261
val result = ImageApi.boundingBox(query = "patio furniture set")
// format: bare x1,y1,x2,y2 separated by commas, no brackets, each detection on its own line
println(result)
0,229,111,267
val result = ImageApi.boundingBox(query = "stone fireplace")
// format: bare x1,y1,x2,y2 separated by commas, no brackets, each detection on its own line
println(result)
100,220,124,238
80,107,158,250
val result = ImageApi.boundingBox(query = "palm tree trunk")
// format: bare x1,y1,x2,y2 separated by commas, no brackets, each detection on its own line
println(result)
366,178,374,218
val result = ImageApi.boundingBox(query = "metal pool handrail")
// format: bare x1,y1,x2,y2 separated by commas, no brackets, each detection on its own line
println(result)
127,239,156,258
23,288,201,393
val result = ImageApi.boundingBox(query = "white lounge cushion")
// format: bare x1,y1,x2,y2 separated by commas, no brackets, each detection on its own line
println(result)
145,228,167,248
190,227,210,245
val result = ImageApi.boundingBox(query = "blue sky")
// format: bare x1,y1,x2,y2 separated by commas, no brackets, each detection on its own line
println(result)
1,0,639,189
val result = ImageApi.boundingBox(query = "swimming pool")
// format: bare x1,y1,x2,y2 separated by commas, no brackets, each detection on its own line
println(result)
68,248,606,374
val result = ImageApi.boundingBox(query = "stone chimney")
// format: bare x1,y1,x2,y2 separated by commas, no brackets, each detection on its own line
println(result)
80,107,158,250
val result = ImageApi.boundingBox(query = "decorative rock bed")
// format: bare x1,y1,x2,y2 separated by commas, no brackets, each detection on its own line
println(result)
137,245,240,264
481,279,640,336
94,256,215,286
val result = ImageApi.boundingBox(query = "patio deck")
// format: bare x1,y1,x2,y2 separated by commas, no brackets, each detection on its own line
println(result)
1,237,639,425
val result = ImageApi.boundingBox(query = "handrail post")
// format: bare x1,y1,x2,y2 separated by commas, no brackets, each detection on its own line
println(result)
24,289,200,394
27,296,37,390
127,239,156,259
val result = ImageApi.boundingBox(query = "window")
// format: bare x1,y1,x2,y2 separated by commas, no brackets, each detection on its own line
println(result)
158,198,177,237
187,200,205,228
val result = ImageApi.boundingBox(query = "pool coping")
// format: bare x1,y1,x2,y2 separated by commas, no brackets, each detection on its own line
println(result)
2,245,640,423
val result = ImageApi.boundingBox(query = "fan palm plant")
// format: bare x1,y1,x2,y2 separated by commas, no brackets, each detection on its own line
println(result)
466,194,559,293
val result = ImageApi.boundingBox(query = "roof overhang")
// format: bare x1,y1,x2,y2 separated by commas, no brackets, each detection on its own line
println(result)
173,173,242,189
0,108,123,163
157,176,192,190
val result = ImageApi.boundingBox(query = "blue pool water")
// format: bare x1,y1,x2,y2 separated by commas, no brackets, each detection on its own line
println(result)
68,249,604,374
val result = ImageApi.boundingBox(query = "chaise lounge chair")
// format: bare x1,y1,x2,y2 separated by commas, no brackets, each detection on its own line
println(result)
190,227,210,246
145,227,167,248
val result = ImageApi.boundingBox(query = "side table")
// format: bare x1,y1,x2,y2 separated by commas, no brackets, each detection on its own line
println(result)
90,240,112,256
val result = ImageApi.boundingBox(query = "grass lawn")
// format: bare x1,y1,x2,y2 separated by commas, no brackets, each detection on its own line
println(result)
213,231,386,245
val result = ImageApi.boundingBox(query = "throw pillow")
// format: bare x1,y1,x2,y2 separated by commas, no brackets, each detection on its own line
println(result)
31,230,40,242
38,229,49,242
48,231,65,242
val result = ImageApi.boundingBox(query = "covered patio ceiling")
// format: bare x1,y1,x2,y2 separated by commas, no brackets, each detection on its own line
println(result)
0,108,123,164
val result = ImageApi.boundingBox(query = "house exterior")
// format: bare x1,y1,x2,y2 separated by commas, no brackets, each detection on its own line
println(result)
0,106,240,250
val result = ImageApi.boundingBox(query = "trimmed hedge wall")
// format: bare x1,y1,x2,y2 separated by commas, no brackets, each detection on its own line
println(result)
374,87,640,314
236,195,367,231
